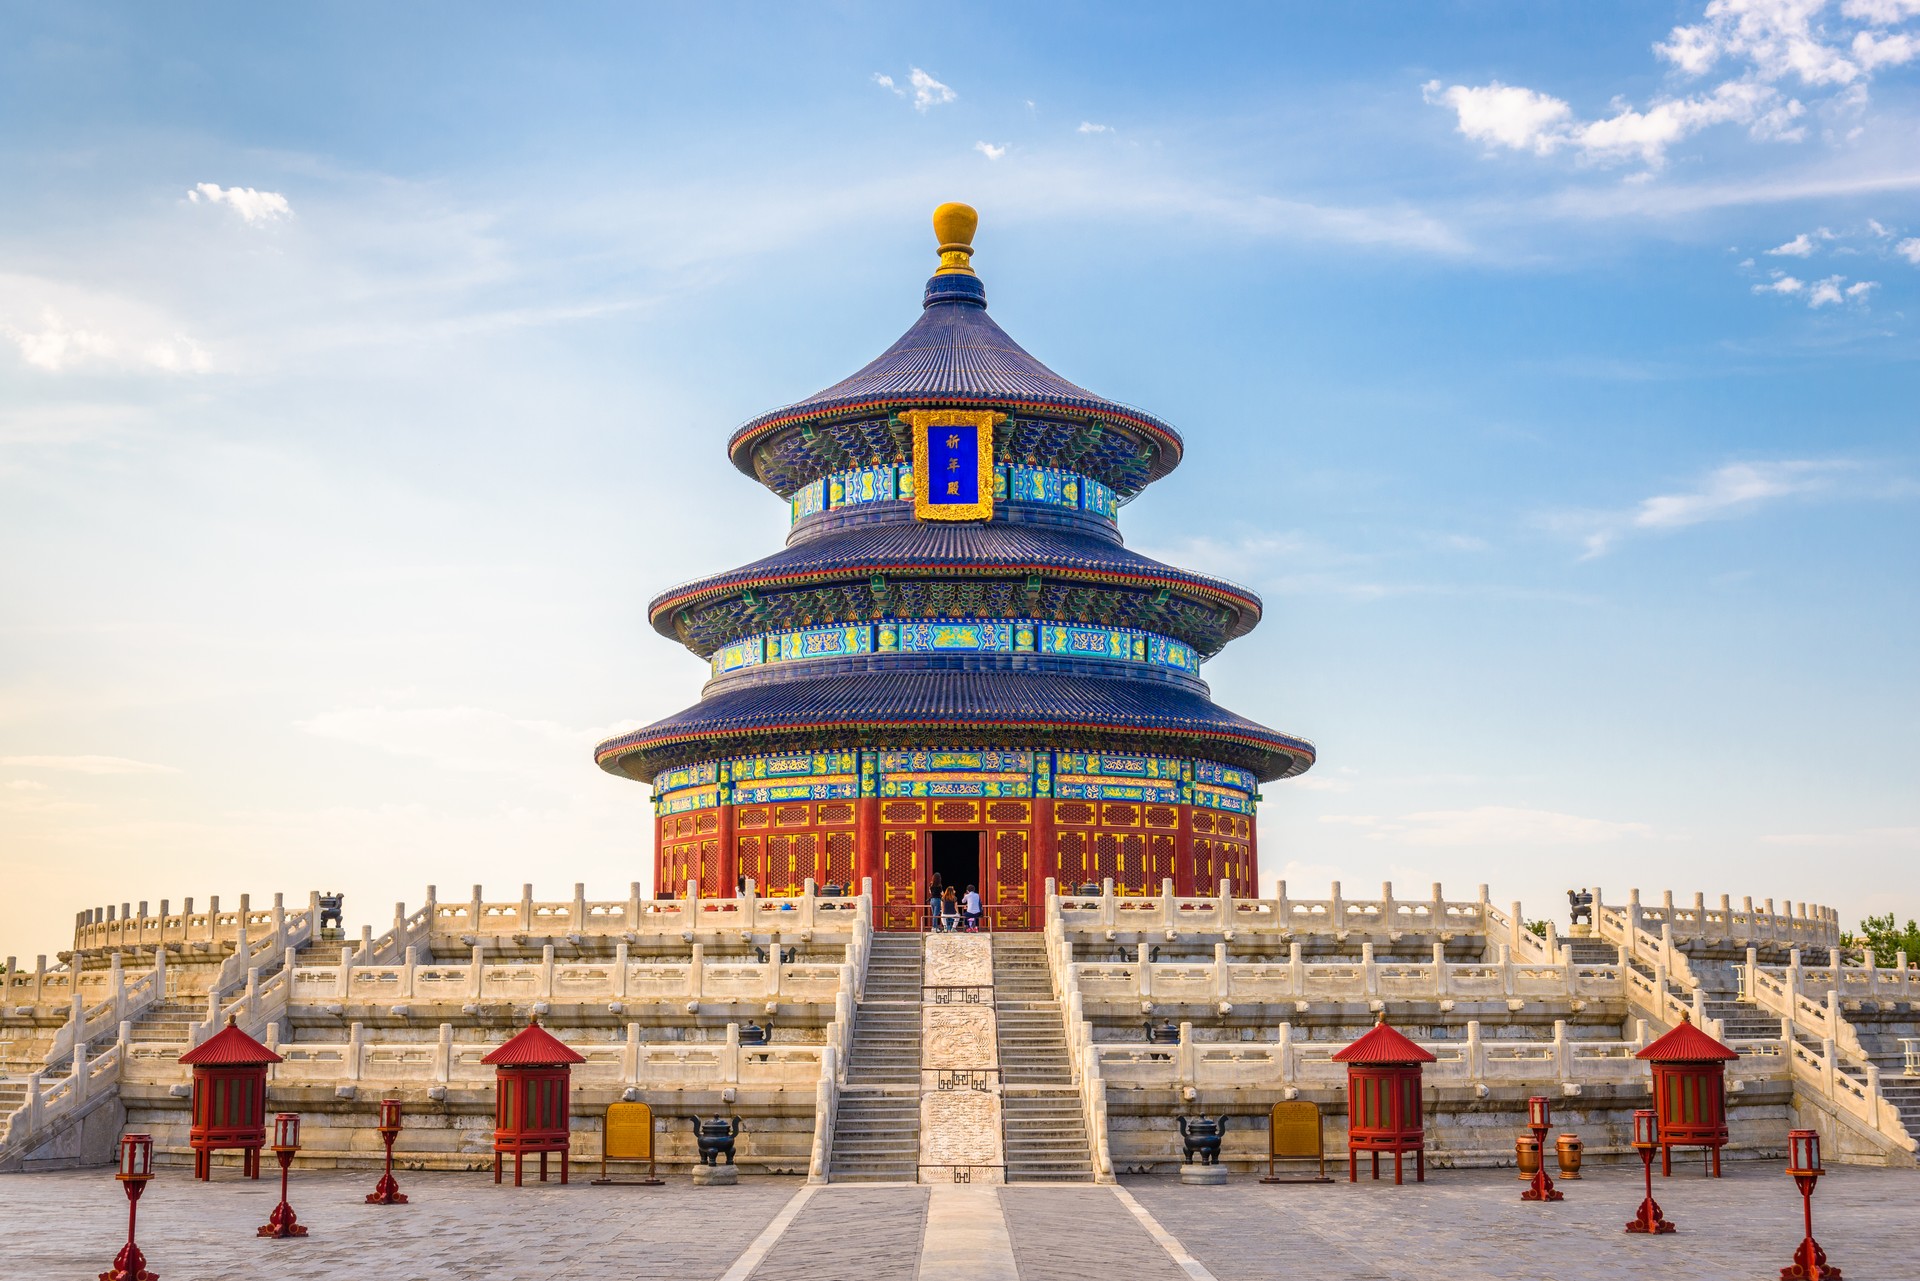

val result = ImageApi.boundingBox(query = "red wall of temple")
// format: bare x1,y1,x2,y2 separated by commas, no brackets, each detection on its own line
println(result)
654,799,1256,930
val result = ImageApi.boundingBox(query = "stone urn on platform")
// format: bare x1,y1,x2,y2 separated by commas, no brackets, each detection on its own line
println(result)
689,1115,743,1185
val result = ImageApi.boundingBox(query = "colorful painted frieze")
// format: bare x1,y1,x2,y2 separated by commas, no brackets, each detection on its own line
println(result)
772,623,873,662
1194,784,1254,813
1053,778,1183,804
733,778,859,804
1055,752,1183,780
658,784,719,814
1193,760,1258,791
729,751,858,780
894,620,1016,653
710,635,767,678
654,760,719,793
787,462,1119,526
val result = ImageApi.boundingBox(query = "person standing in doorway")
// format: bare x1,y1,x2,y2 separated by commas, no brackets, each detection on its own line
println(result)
962,884,982,932
927,875,945,933
940,885,959,933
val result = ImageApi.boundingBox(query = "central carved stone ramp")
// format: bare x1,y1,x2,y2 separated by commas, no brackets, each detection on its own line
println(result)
127,999,205,1044
829,934,923,1181
993,936,1094,1183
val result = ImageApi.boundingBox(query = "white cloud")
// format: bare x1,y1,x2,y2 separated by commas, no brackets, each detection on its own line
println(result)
1423,80,1572,155
1753,273,1806,292
1897,237,1920,263
1867,218,1893,236
1808,273,1847,304
908,67,955,112
0,755,180,775
1555,459,1855,557
187,183,292,224
1077,121,1112,134
1429,0,1920,169
1320,805,1654,847
1847,279,1879,296
1766,228,1831,254
0,274,211,374
871,73,901,96
973,141,1007,161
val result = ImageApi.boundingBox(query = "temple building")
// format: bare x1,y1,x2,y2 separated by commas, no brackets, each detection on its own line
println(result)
595,203,1315,927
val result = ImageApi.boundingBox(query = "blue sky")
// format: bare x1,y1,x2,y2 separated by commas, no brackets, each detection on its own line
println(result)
2,2,1915,957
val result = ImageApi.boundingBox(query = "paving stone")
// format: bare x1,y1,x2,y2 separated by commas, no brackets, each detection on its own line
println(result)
1000,1185,1187,1281
747,1185,927,1281
1127,1163,1920,1281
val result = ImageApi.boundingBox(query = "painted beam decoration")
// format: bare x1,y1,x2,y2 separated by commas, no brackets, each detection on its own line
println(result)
709,617,1200,679
906,409,999,522
652,748,1256,812
788,463,1117,526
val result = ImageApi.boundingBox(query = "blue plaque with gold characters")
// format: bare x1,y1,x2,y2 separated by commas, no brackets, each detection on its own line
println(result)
904,408,999,521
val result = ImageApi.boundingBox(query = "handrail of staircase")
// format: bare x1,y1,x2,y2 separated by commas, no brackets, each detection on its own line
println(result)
0,1024,130,1170
1046,885,1115,1182
48,952,166,1063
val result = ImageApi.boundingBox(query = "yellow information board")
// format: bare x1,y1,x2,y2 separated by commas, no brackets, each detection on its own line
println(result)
592,1102,662,1186
1262,1100,1331,1183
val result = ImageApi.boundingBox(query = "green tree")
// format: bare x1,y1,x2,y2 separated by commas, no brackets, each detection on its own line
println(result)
1852,914,1920,968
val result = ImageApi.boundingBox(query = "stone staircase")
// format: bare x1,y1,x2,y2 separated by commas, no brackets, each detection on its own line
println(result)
993,936,1093,1183
828,933,923,1181
128,999,205,1044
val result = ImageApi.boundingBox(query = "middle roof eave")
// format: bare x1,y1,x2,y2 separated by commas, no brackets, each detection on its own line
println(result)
646,521,1263,642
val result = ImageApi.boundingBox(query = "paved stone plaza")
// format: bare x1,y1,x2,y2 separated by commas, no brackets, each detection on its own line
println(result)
6,1164,1916,1280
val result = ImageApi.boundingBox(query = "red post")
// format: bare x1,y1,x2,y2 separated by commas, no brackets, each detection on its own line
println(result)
1624,1109,1675,1234
100,1133,156,1281
366,1098,408,1205
1779,1129,1842,1279
257,1113,308,1238
1520,1096,1563,1203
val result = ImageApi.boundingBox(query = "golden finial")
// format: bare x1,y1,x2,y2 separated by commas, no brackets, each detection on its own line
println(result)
932,202,978,276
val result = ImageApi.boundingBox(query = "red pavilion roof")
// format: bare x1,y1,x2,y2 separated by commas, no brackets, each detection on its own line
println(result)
178,1020,282,1066
1331,1021,1436,1064
1636,1015,1737,1062
481,1021,586,1066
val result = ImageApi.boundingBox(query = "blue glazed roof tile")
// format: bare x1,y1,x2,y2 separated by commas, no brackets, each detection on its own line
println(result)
728,274,1183,481
650,521,1261,640
595,669,1314,783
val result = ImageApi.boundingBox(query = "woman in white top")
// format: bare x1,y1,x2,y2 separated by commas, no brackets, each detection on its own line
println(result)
962,885,982,931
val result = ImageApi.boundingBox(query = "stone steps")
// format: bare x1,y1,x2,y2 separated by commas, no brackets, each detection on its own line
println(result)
992,938,1092,1181
828,1093,920,1182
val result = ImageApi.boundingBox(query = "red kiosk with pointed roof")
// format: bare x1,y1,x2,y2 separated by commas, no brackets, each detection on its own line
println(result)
178,1019,282,1180
1637,1014,1737,1177
483,1021,585,1186
1332,1019,1435,1184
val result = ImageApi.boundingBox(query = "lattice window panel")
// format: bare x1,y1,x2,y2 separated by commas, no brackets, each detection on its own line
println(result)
816,801,855,826
764,836,794,895
1192,839,1217,895
883,801,926,825
933,800,980,825
1101,804,1140,828
672,815,694,839
1191,810,1216,835
880,829,919,929
1054,801,1096,826
738,807,771,829
1056,831,1088,883
1148,835,1176,888
1117,834,1147,891
699,840,721,890
696,812,720,835
824,831,856,884
992,829,1029,894
1093,832,1120,880
775,804,811,828
1144,805,1178,830
986,800,1030,825
735,836,765,890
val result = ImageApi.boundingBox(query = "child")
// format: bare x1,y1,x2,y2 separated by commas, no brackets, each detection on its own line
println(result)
962,884,982,932
940,886,960,933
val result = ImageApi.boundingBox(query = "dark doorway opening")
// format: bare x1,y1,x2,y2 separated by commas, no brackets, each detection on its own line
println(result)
929,830,982,908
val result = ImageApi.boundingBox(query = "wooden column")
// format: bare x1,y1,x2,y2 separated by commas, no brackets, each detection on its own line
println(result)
855,797,881,893
1174,805,1196,897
